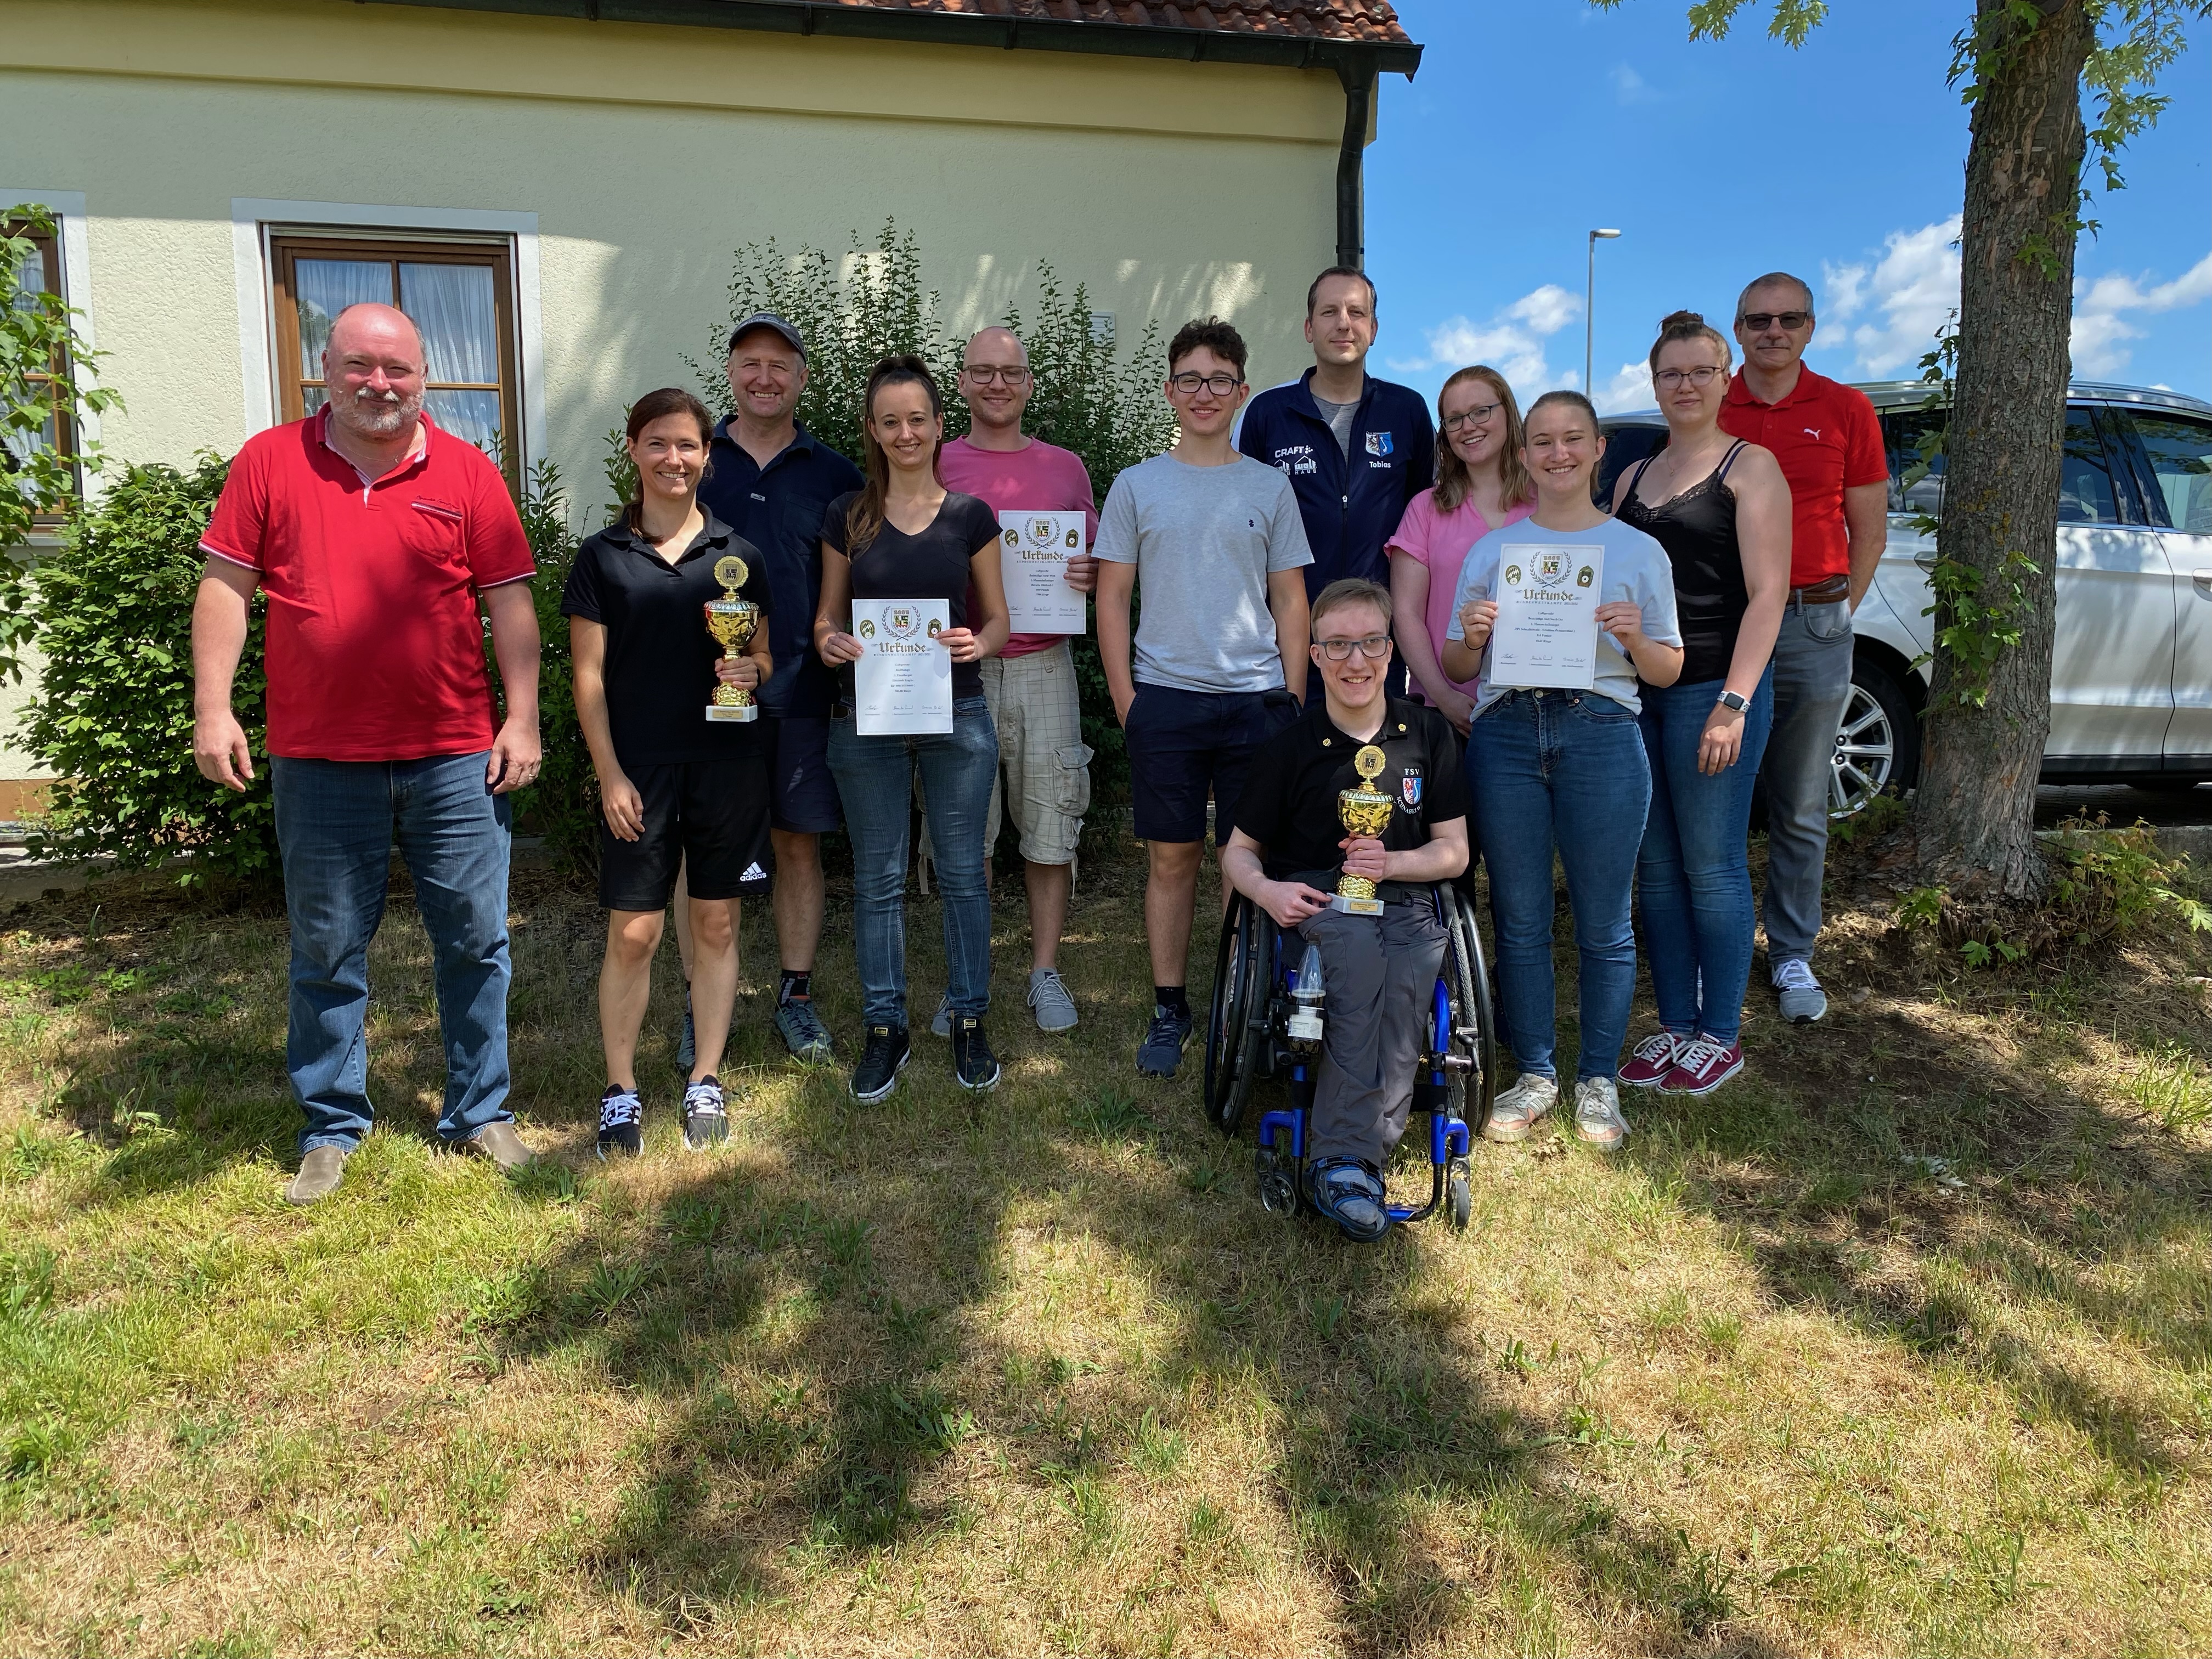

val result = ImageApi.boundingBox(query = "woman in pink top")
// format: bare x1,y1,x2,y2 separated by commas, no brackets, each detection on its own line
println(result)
1385,365,1536,732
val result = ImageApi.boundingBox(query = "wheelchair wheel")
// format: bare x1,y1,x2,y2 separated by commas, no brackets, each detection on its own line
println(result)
1446,1156,1472,1231
1205,893,1271,1136
1443,885,1499,1134
1256,1146,1300,1217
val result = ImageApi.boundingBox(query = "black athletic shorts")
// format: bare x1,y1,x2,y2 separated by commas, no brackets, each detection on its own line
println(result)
598,755,773,911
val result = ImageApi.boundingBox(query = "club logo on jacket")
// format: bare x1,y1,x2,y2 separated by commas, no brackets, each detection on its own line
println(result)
1364,431,1395,458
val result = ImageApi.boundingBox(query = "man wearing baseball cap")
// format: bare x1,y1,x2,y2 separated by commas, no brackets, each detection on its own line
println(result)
692,313,862,1065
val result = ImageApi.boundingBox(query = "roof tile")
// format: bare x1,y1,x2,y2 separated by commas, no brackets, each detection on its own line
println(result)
814,0,1412,47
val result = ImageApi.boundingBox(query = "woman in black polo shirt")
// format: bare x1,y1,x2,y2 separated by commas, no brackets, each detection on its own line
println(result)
564,387,774,1158
815,356,1009,1104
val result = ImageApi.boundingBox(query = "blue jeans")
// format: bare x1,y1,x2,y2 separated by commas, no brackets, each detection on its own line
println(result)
828,697,998,1029
1637,666,1775,1046
1468,690,1650,1082
1760,599,1854,963
272,752,515,1156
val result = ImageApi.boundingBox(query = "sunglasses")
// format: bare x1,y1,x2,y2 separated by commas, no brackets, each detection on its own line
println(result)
1739,311,1813,331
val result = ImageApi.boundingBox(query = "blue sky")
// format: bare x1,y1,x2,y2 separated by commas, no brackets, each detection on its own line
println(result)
1363,0,2211,414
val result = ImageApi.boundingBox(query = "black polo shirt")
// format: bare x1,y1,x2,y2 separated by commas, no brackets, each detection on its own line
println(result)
695,420,864,721
560,510,774,769
1233,698,1468,893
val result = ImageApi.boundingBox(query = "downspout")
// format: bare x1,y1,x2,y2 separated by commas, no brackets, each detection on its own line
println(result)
1334,59,1375,271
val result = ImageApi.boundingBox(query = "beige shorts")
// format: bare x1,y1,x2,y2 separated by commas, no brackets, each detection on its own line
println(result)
977,640,1093,866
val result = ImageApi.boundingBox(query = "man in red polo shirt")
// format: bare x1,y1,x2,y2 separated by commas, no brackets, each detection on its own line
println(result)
192,302,543,1204
1718,272,1889,1025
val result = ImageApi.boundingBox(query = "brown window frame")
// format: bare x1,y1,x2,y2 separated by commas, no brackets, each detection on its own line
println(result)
268,233,520,486
5,222,77,507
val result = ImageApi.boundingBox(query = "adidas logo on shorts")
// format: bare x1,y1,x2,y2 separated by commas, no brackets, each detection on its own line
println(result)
741,862,767,882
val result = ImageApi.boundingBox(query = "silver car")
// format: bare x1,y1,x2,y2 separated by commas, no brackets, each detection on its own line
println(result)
1600,380,2212,812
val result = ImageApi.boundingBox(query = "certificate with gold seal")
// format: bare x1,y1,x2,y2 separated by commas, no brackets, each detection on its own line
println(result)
996,510,1087,634
1491,543,1605,691
852,597,953,736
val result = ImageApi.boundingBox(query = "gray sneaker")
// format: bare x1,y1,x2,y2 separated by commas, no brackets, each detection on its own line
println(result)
774,995,836,1064
1573,1076,1629,1152
285,1144,349,1206
1773,958,1828,1024
462,1120,538,1171
1028,969,1079,1033
930,995,952,1039
1482,1073,1557,1143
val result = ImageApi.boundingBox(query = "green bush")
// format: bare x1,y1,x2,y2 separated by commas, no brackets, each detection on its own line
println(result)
508,458,599,877
24,454,280,886
693,222,1175,802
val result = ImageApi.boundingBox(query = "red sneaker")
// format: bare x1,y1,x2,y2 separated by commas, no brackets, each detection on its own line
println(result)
1660,1035,1744,1096
1619,1029,1687,1090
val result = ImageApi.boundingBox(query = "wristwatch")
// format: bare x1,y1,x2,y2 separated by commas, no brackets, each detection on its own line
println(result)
1714,690,1751,714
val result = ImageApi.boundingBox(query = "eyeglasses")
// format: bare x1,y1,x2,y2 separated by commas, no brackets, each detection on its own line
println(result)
963,366,1030,386
1738,311,1812,331
1169,372,1244,397
1654,365,1726,390
1441,402,1503,433
1315,634,1392,661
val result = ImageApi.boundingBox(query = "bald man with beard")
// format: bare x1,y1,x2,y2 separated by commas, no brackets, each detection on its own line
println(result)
194,302,544,1203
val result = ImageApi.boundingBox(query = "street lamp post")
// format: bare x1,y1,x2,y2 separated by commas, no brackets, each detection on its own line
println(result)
1586,228,1621,398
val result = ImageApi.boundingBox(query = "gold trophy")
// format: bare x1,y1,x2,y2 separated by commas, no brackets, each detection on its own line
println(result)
1331,744,1395,916
703,554,760,724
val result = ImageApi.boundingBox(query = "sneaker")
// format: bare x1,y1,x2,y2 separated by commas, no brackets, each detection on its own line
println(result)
1773,957,1827,1024
1660,1034,1745,1096
1136,1003,1193,1077
950,1014,1001,1092
930,995,952,1039
774,995,836,1064
1482,1073,1558,1143
1028,969,1079,1034
850,1024,911,1103
1573,1076,1629,1152
675,988,696,1073
1305,1156,1390,1243
682,1075,730,1149
596,1086,644,1159
1619,1030,1687,1090
284,1144,349,1206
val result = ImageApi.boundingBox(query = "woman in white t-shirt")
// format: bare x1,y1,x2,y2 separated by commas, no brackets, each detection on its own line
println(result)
1440,390,1683,1153
1385,365,1535,732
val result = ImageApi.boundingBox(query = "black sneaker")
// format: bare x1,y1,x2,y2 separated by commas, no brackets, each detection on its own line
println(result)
675,987,697,1072
596,1085,643,1159
681,1075,729,1150
950,1014,1001,1093
1136,1003,1193,1077
850,1024,911,1103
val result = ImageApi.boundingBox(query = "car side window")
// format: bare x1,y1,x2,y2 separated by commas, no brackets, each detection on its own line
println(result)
2120,411,2212,534
2057,408,2120,526
1593,424,1666,509
1882,407,1947,515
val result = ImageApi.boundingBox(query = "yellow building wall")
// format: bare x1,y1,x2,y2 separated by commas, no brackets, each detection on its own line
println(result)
0,0,1350,788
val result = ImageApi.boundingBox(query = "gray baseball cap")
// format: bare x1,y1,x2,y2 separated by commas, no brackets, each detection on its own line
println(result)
726,312,805,359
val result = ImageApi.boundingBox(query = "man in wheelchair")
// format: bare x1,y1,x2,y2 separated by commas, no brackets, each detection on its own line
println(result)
1221,578,1470,1241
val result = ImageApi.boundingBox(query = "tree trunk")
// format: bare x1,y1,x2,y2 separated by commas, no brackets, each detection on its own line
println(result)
1911,0,2094,901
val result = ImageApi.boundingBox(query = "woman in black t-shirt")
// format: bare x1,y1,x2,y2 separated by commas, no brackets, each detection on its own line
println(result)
814,356,1010,1104
563,387,775,1159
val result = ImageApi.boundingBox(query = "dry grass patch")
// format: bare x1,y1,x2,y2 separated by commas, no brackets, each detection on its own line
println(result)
1,842,2209,1655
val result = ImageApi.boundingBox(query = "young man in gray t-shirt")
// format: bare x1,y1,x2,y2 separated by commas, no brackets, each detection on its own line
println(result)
1096,317,1313,1079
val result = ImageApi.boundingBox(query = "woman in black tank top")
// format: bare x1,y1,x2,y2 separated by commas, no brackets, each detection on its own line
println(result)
1607,312,1792,1097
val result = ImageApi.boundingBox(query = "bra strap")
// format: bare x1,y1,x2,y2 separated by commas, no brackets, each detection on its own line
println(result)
1713,438,1750,486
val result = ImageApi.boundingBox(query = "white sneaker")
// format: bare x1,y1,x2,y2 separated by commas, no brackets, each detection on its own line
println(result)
1574,1076,1629,1152
1482,1073,1558,1143
1772,958,1828,1024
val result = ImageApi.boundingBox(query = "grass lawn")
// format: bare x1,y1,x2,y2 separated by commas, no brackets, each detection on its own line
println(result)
1,830,2209,1657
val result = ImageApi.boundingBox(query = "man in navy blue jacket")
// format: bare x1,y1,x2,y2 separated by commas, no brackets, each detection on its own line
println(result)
1238,268,1436,668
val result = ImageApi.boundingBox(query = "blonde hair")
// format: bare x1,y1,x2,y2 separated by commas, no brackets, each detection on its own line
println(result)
1311,577,1393,632
1433,365,1534,515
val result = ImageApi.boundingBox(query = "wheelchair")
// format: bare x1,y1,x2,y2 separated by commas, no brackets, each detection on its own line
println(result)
1204,882,1498,1230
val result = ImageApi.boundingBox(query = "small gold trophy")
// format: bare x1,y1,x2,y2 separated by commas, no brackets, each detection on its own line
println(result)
1331,745,1395,917
703,554,760,724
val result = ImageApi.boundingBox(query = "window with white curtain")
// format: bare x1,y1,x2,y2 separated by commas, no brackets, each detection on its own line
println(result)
269,234,519,483
4,221,74,499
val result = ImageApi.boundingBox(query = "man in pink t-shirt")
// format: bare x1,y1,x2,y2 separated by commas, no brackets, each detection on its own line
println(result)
938,326,1099,1035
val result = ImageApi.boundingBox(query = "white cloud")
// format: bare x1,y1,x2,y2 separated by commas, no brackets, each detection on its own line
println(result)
1610,64,1651,104
2069,252,2212,378
1388,284,1584,403
1821,216,1962,377
1594,360,1654,415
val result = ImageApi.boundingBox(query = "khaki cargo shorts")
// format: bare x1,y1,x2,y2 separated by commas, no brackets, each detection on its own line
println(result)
978,640,1093,866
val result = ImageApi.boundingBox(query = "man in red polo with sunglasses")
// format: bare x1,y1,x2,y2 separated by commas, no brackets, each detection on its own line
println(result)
1718,272,1888,1026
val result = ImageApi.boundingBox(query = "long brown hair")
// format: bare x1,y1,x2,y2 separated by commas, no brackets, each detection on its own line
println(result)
844,355,944,554
1432,365,1534,515
622,386,715,531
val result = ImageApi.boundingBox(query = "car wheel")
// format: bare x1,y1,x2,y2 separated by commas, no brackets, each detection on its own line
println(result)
1832,653,1921,817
